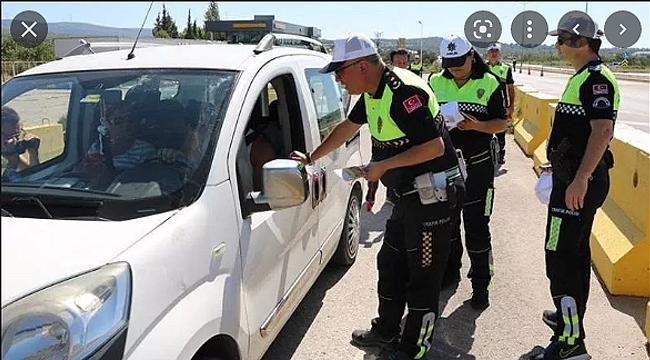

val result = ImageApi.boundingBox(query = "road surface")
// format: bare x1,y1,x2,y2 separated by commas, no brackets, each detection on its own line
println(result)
515,70,650,134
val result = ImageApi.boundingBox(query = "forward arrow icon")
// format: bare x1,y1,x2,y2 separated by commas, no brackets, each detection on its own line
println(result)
619,24,627,35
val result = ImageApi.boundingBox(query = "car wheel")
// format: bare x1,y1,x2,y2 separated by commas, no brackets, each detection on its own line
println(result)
331,192,361,266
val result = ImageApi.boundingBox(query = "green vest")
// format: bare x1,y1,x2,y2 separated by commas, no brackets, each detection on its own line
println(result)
428,71,500,108
488,63,510,82
410,62,423,71
559,65,620,110
363,67,439,141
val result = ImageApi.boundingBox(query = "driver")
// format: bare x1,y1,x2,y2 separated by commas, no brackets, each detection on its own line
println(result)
80,103,157,174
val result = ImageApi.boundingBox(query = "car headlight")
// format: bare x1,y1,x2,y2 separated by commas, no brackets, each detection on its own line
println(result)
1,262,131,360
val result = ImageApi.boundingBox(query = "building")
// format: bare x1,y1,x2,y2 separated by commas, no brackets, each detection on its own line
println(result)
205,15,321,44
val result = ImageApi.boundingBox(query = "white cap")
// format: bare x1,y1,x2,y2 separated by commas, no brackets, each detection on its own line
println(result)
439,34,473,68
320,33,377,73
487,42,502,51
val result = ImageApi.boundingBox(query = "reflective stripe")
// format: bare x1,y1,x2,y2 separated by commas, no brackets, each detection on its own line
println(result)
559,296,580,345
484,188,494,216
546,216,562,251
415,312,436,359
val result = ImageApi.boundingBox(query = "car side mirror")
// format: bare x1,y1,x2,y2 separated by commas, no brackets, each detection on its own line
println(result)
247,159,309,213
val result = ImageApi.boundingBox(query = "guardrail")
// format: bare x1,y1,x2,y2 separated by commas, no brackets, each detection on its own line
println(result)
1,61,48,84
519,64,650,83
513,87,650,340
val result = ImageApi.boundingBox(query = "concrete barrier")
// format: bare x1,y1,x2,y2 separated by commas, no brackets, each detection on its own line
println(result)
513,91,558,156
590,125,649,298
24,123,65,163
532,103,557,176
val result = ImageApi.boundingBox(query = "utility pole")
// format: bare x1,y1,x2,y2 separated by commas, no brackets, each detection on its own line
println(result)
418,20,423,58
519,2,531,68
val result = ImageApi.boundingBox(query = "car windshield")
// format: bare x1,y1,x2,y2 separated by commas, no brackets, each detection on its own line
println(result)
1,69,236,220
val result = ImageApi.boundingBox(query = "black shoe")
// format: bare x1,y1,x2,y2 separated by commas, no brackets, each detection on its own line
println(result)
541,340,591,359
470,290,489,310
542,310,558,330
351,327,399,348
441,270,461,289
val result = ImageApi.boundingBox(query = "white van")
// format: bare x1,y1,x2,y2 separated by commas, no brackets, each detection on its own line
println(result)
1,35,365,360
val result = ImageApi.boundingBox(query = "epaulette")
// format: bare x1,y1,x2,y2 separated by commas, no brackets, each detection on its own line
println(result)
588,64,602,72
384,68,403,90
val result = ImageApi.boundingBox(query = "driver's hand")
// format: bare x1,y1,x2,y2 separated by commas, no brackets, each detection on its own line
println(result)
158,148,182,163
289,150,309,165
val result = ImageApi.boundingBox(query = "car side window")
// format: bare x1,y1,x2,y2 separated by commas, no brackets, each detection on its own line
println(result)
304,69,346,140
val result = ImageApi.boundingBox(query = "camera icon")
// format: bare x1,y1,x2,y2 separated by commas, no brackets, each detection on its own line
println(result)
465,11,502,48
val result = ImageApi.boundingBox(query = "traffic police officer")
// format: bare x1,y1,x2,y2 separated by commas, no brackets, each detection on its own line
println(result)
409,54,423,77
428,34,507,309
486,42,515,164
291,33,465,360
537,16,618,360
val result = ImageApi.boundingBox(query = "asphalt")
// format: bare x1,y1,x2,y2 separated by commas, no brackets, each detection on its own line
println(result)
262,131,649,360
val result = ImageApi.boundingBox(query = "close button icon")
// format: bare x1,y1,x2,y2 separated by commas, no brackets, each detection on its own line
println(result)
10,10,48,48
604,10,642,48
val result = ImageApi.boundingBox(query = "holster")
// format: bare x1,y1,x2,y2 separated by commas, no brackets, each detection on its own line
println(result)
549,138,575,185
445,176,465,208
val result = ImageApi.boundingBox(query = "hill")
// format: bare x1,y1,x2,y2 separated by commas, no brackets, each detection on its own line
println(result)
1,19,153,39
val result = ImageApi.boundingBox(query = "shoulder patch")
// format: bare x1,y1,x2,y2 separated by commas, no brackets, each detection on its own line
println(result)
592,84,609,95
384,69,403,90
403,95,424,114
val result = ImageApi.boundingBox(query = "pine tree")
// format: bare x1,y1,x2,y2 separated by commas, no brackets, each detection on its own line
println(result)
203,2,220,39
184,9,194,39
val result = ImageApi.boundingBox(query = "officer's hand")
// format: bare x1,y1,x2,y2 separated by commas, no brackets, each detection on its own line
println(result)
364,162,386,182
565,176,588,211
289,150,310,165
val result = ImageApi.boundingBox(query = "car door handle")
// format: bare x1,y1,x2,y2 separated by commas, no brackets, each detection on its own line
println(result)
311,171,320,209
319,166,327,201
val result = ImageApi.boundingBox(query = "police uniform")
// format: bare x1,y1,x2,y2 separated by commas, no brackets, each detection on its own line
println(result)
409,61,423,77
349,66,465,359
487,60,514,163
428,36,507,309
544,58,619,347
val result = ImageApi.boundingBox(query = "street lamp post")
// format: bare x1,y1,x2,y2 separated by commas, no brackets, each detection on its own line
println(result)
418,21,423,58
519,2,531,72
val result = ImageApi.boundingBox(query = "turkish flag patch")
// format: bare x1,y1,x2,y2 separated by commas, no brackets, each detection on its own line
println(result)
403,95,423,113
592,84,609,95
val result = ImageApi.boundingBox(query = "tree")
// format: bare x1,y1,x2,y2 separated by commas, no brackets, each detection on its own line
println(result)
374,32,383,52
184,9,195,39
152,4,179,38
203,2,220,39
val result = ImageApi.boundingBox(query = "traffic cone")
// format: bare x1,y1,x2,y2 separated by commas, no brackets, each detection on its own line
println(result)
527,67,531,75
540,67,544,77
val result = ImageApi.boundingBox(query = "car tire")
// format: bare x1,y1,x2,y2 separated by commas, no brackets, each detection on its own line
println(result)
331,191,361,266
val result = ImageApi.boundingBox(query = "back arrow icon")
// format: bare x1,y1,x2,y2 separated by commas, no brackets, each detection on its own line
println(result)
619,24,627,35
573,24,580,35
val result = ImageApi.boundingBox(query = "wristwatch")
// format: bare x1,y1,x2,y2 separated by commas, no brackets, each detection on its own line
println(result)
305,151,313,165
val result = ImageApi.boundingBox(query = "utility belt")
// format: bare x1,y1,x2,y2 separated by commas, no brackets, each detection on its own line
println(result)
550,138,614,185
465,149,493,167
391,166,462,204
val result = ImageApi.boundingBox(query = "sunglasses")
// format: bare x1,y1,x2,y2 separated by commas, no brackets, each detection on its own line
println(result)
557,35,579,46
335,59,363,76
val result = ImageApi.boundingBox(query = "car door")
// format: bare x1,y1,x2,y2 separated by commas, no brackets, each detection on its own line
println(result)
234,58,321,360
297,57,359,248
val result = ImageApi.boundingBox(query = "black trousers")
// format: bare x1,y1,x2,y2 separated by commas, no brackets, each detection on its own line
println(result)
445,159,495,292
545,167,609,344
496,131,506,162
373,181,464,359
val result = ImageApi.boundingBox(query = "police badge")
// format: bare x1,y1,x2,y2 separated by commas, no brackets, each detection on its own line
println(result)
377,116,383,133
477,88,485,99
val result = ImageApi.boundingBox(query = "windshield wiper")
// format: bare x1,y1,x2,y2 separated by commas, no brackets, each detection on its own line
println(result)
2,183,127,199
1,208,14,217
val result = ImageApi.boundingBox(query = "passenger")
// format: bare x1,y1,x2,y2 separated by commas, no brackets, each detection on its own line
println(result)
1,106,41,181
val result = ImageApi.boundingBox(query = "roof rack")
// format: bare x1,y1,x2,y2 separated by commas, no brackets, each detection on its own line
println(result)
253,33,328,55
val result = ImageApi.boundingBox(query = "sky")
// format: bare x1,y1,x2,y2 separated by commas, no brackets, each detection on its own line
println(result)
2,1,649,49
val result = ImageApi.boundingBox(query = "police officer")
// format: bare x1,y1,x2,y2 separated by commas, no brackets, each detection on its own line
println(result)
290,33,465,360
409,54,423,77
486,42,515,165
366,48,412,211
536,17,617,360
428,34,507,309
